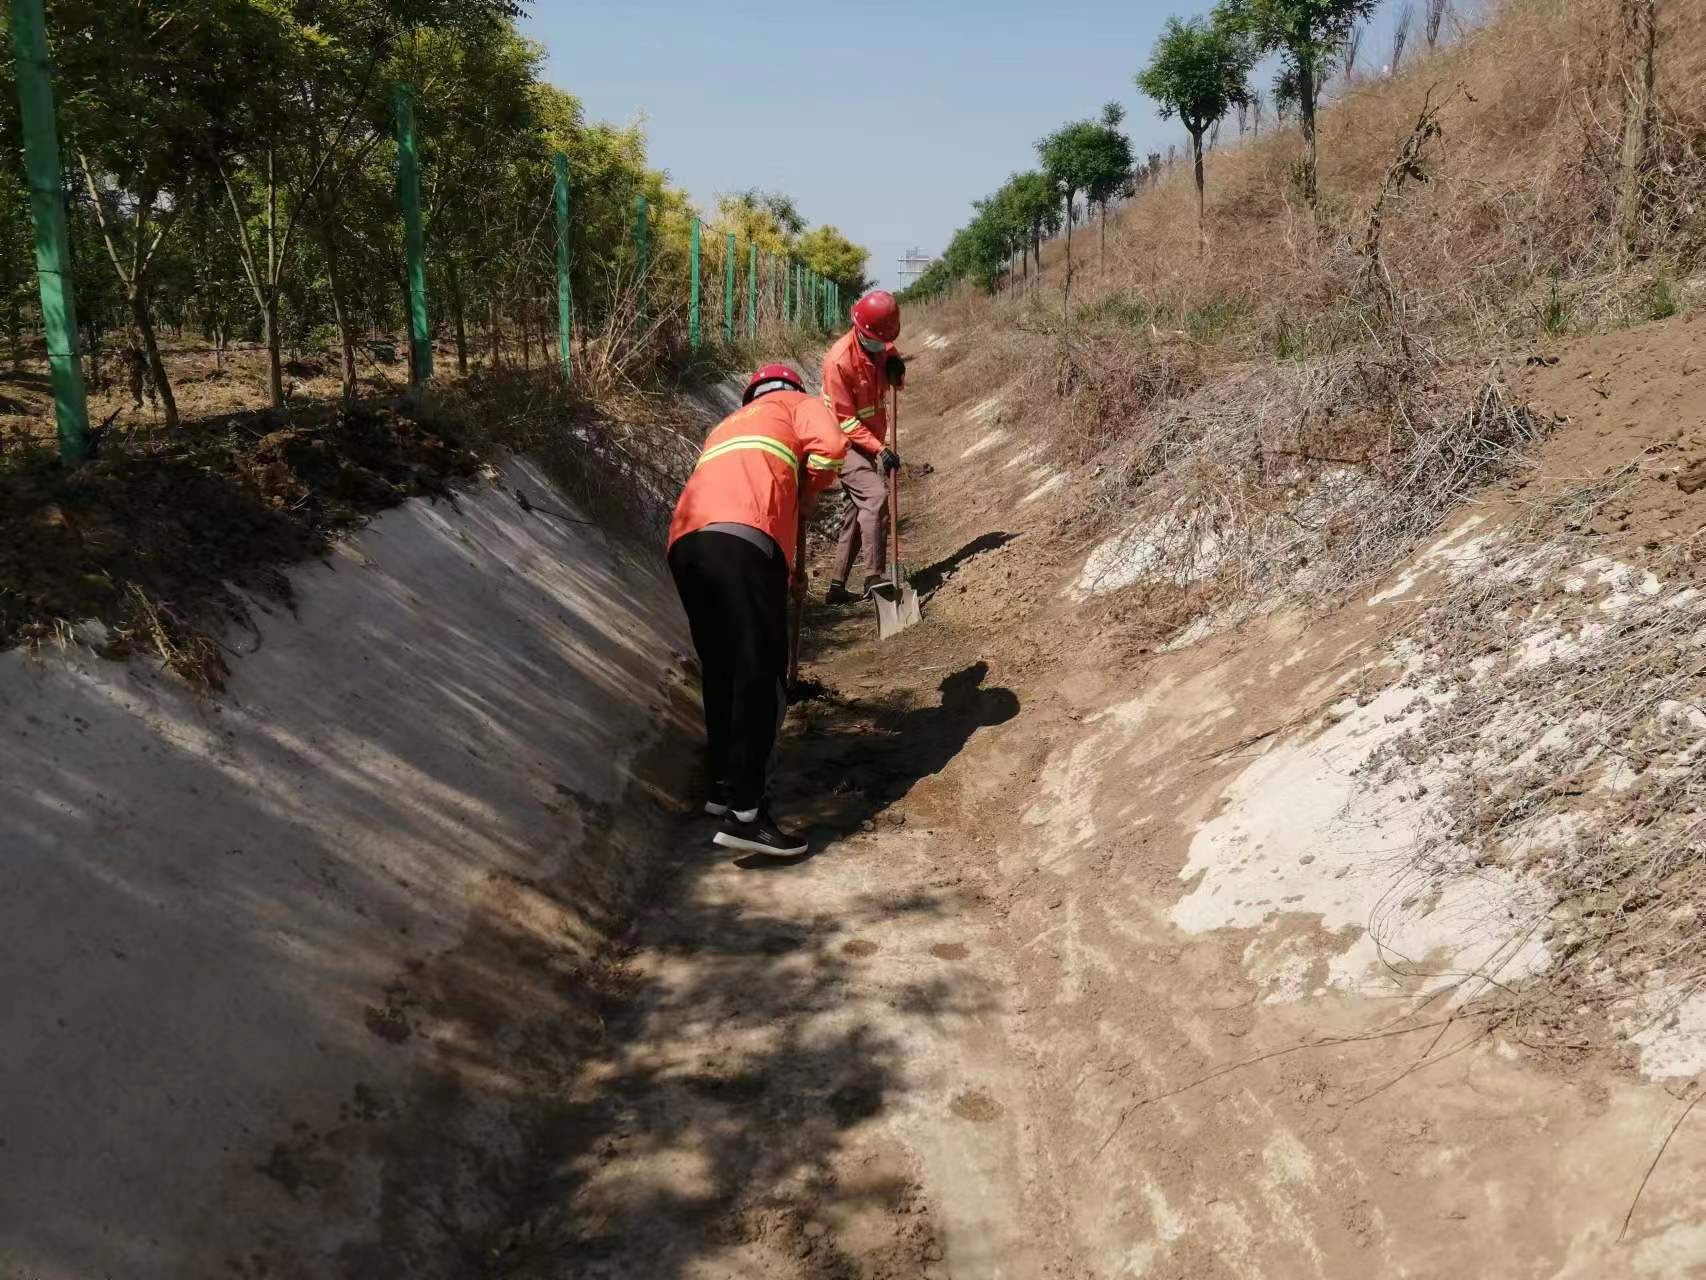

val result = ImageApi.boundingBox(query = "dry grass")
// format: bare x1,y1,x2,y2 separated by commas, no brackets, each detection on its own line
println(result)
906,0,1705,635
1360,463,1706,1043
902,0,1706,1049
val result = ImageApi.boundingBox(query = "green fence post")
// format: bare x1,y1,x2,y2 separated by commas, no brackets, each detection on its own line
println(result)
394,83,432,388
10,0,87,463
633,193,648,321
724,233,736,345
554,152,572,378
784,258,793,326
689,217,702,350
746,242,757,340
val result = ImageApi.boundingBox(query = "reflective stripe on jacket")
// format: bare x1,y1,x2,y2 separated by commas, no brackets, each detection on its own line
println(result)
667,389,847,569
822,328,891,456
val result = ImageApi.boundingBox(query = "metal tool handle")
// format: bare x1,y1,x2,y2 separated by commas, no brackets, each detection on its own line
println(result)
888,386,901,592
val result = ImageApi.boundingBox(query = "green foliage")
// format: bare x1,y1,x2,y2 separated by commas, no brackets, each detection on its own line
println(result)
713,190,803,256
0,0,854,412
1272,315,1312,359
1077,293,1161,328
1136,15,1255,140
1638,274,1682,322
1078,293,1251,339
796,225,870,295
1536,281,1572,336
1038,118,1130,221
1225,0,1380,72
1220,0,1378,199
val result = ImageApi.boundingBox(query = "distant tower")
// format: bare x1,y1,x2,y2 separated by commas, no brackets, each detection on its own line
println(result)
897,247,934,291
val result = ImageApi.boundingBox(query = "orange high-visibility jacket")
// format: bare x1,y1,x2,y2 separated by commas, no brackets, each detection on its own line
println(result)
822,329,893,456
668,389,847,569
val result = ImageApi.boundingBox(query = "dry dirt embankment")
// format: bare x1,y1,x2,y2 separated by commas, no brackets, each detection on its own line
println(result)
0,451,700,1279
858,308,1706,1276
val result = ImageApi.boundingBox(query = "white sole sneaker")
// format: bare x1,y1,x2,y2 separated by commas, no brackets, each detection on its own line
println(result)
713,830,808,857
704,801,731,817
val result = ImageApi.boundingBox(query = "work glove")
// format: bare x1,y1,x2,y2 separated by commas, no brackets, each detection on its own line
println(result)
885,354,907,388
878,447,901,474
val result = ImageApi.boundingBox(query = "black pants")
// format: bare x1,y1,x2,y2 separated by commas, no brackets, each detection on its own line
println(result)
668,529,789,811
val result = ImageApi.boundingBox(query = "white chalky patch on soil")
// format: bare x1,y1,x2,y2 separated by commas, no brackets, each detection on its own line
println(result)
1171,677,1552,1000
1003,445,1042,470
921,332,951,350
1021,474,1067,505
1366,515,1492,605
968,395,1004,424
1074,512,1224,599
1625,988,1706,1080
1161,615,1219,652
961,429,1008,459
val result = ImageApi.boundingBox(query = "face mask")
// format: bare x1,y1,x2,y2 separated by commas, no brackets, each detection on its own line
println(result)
857,334,887,355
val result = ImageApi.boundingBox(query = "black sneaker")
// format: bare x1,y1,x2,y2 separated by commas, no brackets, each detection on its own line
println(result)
825,581,855,606
861,573,893,599
703,782,732,817
713,808,809,857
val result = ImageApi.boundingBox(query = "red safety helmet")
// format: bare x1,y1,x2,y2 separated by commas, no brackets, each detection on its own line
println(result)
742,362,805,404
850,290,901,344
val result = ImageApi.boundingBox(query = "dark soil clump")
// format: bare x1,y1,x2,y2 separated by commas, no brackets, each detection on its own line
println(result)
0,400,479,686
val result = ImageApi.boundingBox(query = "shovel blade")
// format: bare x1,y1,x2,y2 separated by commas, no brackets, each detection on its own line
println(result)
871,578,922,640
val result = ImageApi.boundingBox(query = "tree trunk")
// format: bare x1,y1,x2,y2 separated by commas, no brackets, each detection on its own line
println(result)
1616,0,1657,255
1193,128,1208,257
446,259,469,376
320,225,357,401
1099,203,1106,267
488,296,501,369
8,283,19,372
130,285,178,429
1299,60,1320,206
520,300,531,370
263,295,284,408
1063,193,1074,317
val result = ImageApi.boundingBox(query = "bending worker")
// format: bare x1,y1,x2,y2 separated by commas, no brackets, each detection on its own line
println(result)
823,290,907,603
667,363,847,858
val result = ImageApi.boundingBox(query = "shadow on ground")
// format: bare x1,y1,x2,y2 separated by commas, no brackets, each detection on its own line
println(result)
782,661,1019,848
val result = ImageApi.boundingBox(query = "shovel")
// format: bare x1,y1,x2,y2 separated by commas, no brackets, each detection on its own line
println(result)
871,386,922,640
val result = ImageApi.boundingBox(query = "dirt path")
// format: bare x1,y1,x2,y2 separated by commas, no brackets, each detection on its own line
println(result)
479,599,1070,1279
485,341,1706,1279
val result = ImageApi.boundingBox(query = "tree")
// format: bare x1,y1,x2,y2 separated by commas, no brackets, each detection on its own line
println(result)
1224,0,1379,204
415,23,545,381
1425,0,1450,51
1090,103,1135,266
1390,2,1415,74
796,225,870,295
1005,171,1061,284
1136,13,1255,253
44,0,267,427
1039,116,1132,309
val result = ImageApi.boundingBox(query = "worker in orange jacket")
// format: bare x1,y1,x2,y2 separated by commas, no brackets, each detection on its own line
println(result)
823,290,907,603
667,363,847,857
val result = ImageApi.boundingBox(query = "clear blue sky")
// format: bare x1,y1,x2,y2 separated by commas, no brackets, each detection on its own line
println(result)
522,0,1410,289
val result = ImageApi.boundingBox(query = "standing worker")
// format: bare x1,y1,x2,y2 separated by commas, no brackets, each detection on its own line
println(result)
668,364,847,857
823,290,908,604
